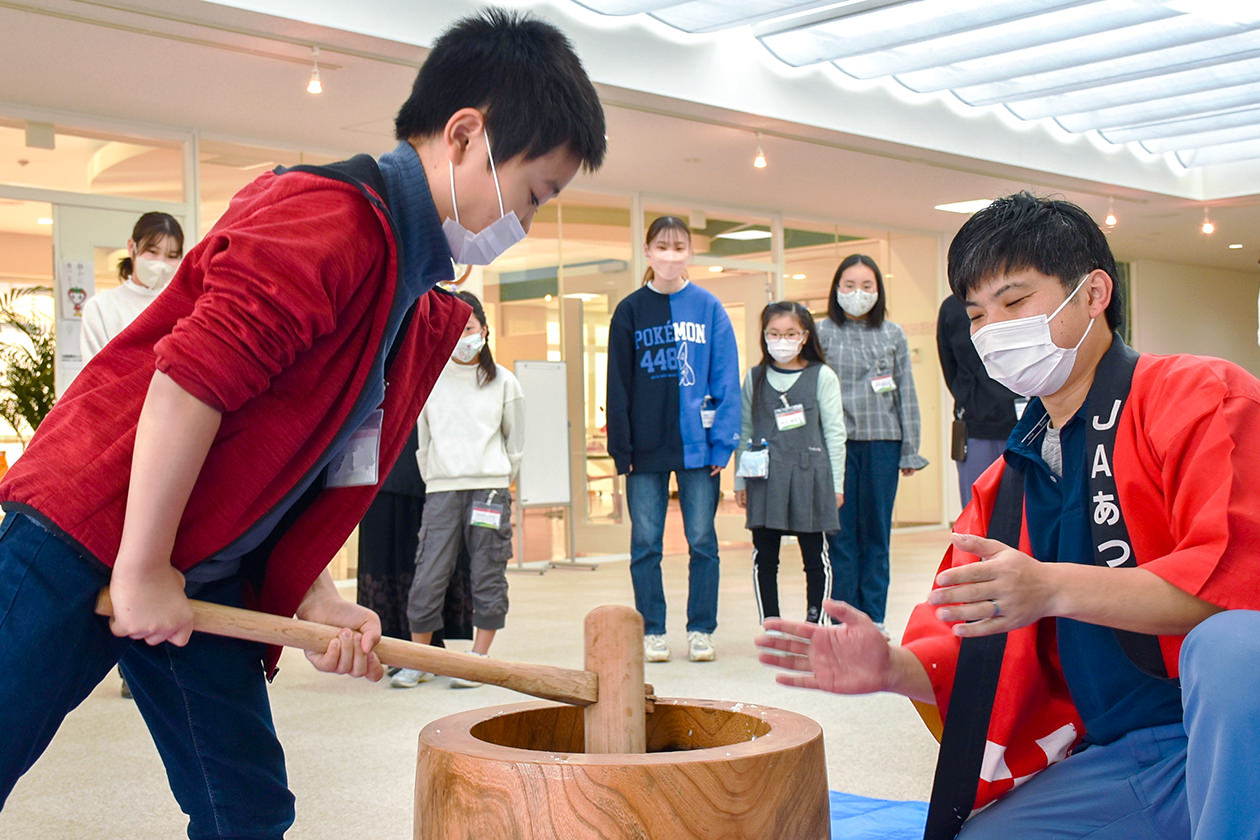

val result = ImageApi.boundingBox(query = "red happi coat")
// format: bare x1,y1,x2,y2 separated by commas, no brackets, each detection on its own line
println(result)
903,351,1260,813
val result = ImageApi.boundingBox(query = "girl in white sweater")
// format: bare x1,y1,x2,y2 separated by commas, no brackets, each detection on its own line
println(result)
394,290,525,688
80,212,184,361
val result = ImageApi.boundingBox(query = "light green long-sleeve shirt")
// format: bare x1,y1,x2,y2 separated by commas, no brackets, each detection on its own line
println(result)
734,362,846,492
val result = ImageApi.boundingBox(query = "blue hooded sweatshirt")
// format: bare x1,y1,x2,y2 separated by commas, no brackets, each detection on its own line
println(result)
605,281,741,474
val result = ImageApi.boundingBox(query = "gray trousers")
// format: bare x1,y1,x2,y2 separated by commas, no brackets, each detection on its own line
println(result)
406,488,512,634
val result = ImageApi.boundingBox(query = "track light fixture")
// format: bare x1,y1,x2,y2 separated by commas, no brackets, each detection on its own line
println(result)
306,46,323,95
752,132,767,169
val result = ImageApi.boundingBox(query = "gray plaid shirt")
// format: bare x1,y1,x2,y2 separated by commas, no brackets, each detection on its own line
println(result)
817,317,929,470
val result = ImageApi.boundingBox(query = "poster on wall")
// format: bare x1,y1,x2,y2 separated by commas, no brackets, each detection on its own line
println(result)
57,259,92,365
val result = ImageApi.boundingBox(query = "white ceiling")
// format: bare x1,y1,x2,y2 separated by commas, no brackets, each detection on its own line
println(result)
0,0,1257,276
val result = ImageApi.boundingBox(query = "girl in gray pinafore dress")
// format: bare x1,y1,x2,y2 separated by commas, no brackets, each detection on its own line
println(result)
735,302,847,625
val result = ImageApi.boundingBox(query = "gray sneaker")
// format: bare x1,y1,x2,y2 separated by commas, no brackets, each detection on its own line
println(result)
389,667,434,689
643,634,670,663
687,631,715,662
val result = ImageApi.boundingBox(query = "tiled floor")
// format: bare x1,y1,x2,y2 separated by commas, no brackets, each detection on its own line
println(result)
0,528,952,839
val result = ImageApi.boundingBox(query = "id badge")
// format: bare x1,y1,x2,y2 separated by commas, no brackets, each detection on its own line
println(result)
470,501,505,529
870,374,897,394
774,404,806,431
326,409,383,488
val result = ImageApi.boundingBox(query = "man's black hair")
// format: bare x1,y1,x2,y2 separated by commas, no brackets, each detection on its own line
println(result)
947,191,1123,332
395,7,606,172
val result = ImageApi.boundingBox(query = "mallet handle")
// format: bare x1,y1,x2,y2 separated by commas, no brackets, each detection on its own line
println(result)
95,590,598,706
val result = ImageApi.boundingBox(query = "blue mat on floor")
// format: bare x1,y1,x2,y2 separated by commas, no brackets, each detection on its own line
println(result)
830,790,927,839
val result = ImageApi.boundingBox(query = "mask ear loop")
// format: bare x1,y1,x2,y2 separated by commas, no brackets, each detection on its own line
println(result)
448,159,461,226
484,129,506,217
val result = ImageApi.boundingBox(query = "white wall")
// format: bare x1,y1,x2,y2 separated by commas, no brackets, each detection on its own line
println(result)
1129,260,1260,377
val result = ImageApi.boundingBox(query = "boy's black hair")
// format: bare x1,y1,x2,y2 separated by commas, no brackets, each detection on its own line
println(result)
826,254,887,329
947,191,1123,332
395,7,606,172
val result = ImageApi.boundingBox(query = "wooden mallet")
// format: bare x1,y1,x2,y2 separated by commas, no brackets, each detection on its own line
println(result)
95,592,650,754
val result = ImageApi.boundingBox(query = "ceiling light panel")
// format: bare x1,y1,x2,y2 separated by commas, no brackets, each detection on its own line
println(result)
1053,79,1260,131
895,15,1229,92
1136,122,1260,154
570,0,1260,170
831,2,1175,80
759,0,1088,67
951,31,1260,106
1100,106,1260,144
571,0,836,32
1004,55,1260,120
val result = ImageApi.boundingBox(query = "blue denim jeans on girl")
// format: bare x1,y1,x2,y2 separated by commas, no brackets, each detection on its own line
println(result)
625,468,720,636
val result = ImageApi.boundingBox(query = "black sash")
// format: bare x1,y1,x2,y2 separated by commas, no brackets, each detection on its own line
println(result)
922,335,1165,840
1082,337,1168,678
922,462,1023,840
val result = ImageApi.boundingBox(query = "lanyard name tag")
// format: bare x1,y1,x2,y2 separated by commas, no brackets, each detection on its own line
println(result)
326,409,383,488
700,408,716,428
870,374,896,394
471,501,504,528
774,404,806,430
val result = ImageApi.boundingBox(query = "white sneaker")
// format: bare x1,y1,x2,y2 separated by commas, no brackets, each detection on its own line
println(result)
450,651,486,689
643,634,670,663
687,631,715,662
389,668,433,689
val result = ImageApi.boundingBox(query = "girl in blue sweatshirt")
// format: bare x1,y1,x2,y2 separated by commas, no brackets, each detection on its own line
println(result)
605,216,741,663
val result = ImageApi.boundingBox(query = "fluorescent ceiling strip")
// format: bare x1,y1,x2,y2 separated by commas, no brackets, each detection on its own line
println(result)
832,2,1172,79
1006,55,1260,120
953,32,1260,105
896,16,1229,91
1137,122,1260,153
1052,80,1260,131
759,0,1086,67
652,0,841,34
1100,106,1260,143
568,0,680,14
1176,137,1260,167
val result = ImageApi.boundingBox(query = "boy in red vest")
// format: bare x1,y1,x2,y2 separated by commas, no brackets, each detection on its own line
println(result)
0,9,604,836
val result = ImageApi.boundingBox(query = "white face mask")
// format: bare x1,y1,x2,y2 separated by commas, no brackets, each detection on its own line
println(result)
452,332,486,363
442,130,526,266
836,288,878,318
970,274,1096,398
766,338,802,364
132,256,177,290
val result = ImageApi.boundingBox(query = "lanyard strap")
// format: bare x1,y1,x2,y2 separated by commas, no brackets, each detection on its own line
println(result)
922,461,1024,840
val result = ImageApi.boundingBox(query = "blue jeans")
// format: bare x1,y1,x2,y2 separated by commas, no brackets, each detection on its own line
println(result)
827,440,900,623
625,469,720,636
958,610,1260,840
0,513,295,838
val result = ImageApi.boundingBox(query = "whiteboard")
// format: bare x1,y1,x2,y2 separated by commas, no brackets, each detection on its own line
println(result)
514,360,571,507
